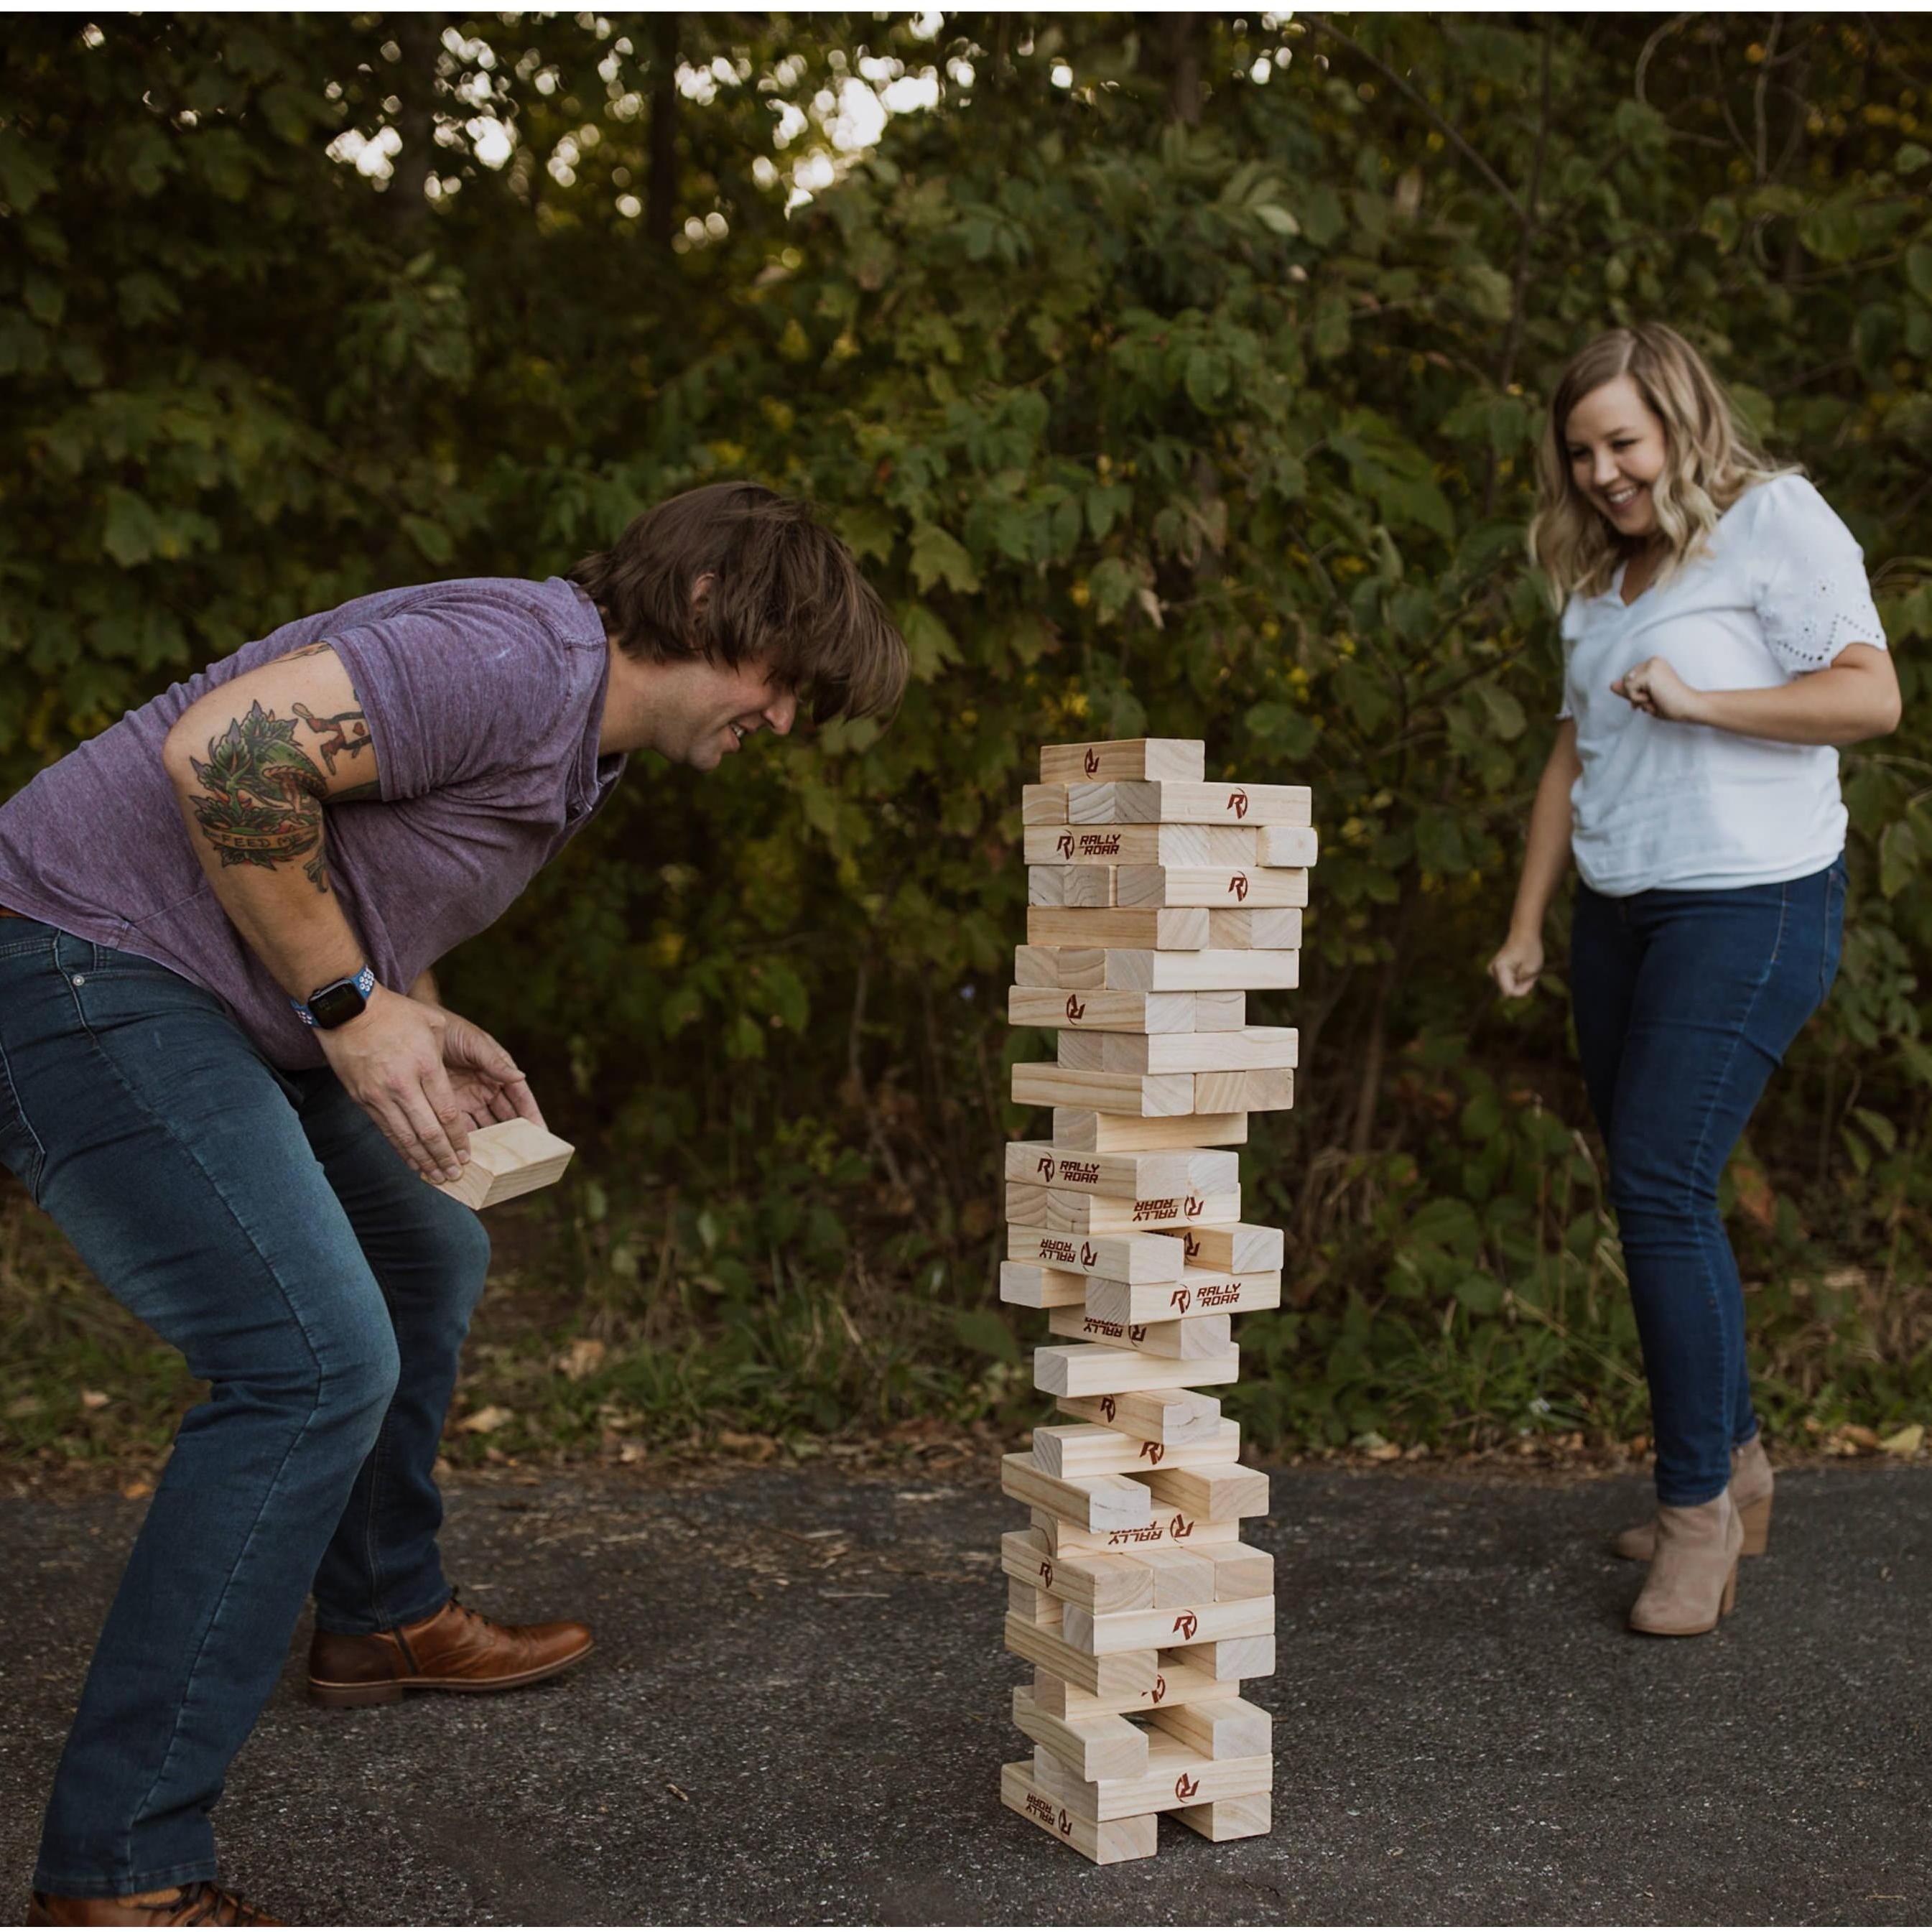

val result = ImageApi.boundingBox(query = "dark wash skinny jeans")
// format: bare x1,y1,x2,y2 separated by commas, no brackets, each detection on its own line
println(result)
1569,855,1846,1507
0,921,490,1898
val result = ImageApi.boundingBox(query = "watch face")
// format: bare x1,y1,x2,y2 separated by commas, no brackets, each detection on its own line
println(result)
308,979,368,1029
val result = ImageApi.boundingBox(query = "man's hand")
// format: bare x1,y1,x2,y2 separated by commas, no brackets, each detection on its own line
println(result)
440,1009,545,1134
1611,656,1705,723
315,986,475,1182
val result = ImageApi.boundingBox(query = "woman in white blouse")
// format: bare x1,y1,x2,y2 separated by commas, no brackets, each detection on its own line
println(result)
1489,323,1900,1637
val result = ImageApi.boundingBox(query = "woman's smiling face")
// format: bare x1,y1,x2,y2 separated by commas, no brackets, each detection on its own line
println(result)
1564,373,1668,541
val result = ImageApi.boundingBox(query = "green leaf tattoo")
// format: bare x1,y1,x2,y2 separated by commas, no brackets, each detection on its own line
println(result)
187,701,331,890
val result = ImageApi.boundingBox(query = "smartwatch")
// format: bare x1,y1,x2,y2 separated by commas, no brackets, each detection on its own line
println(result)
292,964,377,1030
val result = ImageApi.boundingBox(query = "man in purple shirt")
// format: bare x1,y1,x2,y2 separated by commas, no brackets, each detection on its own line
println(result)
0,483,906,1927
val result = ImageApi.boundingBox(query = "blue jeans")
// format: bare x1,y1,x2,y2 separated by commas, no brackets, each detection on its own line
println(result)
0,921,491,1898
1570,857,1846,1506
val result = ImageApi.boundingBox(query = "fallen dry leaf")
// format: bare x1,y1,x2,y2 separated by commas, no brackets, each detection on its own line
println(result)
1839,1424,1881,1452
80,1390,111,1411
457,1405,514,1435
1880,1422,1924,1457
119,1480,153,1501
556,1338,606,1382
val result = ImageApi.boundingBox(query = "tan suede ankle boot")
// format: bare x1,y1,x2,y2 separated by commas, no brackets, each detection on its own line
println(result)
1612,1434,1773,1561
1627,1491,1745,1636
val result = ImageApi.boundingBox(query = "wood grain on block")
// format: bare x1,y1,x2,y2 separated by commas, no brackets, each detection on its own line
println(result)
1050,1107,1249,1152
1011,1686,1151,1783
1102,948,1300,992
1133,1545,1220,1609
1022,783,1069,825
1086,1268,1283,1325
1007,1225,1189,1282
1003,1614,1159,1696
998,1260,1090,1310
1115,865,1310,911
999,1528,1153,1613
1175,1790,1273,1843
1166,1633,1276,1681
999,1760,1157,1865
1151,1696,1273,1763
1207,906,1304,950
1063,1594,1275,1657
1067,779,1313,827
1034,1342,1240,1398
1006,1142,1241,1197
1103,1027,1298,1075
1008,1578,1063,1625
1040,738,1207,784
1036,1507,1240,1557
1024,823,1257,868
433,1119,575,1211
1000,1452,1153,1532
1209,1543,1276,1602
1026,906,1209,952
1013,1064,1197,1118
1008,987,1207,1034
1055,1387,1224,1445
1192,1067,1296,1115
1013,945,1107,989
1046,1306,1233,1359
1031,1661,1243,1721
1179,1222,1286,1272
1033,1732,1273,1824
1143,1462,1271,1520
1003,1184,1240,1235
1028,865,1114,909
1031,1419,1242,1480
1258,824,1320,867
1051,1031,1105,1072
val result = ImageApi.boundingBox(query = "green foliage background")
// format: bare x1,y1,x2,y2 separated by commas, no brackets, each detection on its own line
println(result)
4,11,1931,1462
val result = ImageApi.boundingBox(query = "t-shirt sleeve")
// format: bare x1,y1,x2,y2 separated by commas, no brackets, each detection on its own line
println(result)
1752,476,1887,674
325,592,575,805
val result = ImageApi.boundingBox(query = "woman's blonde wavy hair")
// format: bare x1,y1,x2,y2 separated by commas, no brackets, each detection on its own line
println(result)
1528,323,1792,608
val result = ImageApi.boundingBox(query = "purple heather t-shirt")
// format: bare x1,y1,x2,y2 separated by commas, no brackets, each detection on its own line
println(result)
0,576,625,1068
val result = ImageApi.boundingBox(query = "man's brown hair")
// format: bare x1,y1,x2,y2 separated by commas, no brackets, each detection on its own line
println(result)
571,482,908,724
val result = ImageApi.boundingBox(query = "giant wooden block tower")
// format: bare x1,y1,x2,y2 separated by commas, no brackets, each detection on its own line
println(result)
996,736,1314,1864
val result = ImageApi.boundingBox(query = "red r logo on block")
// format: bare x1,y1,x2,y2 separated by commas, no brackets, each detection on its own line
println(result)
1084,748,1100,776
1184,1232,1201,1260
1171,1288,1192,1314
1230,872,1250,901
1079,1242,1097,1268
1100,1396,1117,1421
1175,1773,1200,1801
1140,1442,1164,1465
1059,1806,1073,1836
1039,1559,1054,1589
1150,1673,1168,1704
1065,995,1086,1021
1227,788,1249,819
1037,1156,1053,1179
1172,1611,1199,1639
1185,1194,1204,1217
1171,1513,1194,1539
1056,831,1074,859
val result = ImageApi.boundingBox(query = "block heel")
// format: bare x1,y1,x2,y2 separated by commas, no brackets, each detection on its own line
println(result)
1737,1492,1772,1556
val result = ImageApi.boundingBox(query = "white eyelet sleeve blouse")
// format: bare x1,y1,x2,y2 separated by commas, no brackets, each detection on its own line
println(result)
1558,473,1887,896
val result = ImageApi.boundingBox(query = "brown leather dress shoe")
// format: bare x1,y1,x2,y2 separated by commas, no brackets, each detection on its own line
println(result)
307,1593,593,1708
27,1882,276,1926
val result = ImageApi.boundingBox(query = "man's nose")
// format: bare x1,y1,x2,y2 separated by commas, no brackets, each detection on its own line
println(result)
766,692,798,735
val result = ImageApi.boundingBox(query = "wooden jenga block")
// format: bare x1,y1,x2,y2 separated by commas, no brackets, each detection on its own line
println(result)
998,1260,1090,1310
1133,1544,1220,1608
1179,1222,1286,1272
1011,1685,1151,1782
1006,1142,1240,1197
1149,1695,1273,1761
1050,1109,1249,1152
1062,1594,1274,1657
1101,948,1300,991
1031,1420,1241,1480
1175,1790,1273,1842
1007,1225,1189,1282
1115,865,1309,911
1208,1543,1275,1602
433,1119,575,1211
1000,1528,1154,1612
1041,738,1207,784
1008,1577,1064,1625
1031,1662,1243,1720
1031,1732,1273,1822
1013,944,1107,988
1053,1030,1105,1071
1085,1269,1283,1325
1034,1507,1240,1557
1007,987,1216,1033
1168,1634,1276,1681
1207,907,1304,949
1054,1388,1222,1444
1191,1068,1295,1115
1067,779,1311,827
1012,1064,1197,1117
1022,783,1069,824
1000,1760,1157,1864
1034,1343,1239,1398
1004,1184,1240,1234
1028,865,1117,909
1003,1615,1159,1696
1026,906,1209,951
1024,824,1257,867
1101,1027,1298,1075
1258,824,1319,866
1046,1306,1233,1359
999,1453,1153,1532
1142,1463,1271,1520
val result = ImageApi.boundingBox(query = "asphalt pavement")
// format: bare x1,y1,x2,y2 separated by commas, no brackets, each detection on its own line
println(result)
2,1461,1928,1926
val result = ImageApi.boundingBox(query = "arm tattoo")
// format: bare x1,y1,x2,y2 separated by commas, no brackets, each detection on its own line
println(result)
291,702,374,781
185,700,346,892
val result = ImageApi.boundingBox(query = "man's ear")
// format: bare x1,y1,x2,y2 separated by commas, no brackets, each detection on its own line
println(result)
690,571,717,614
